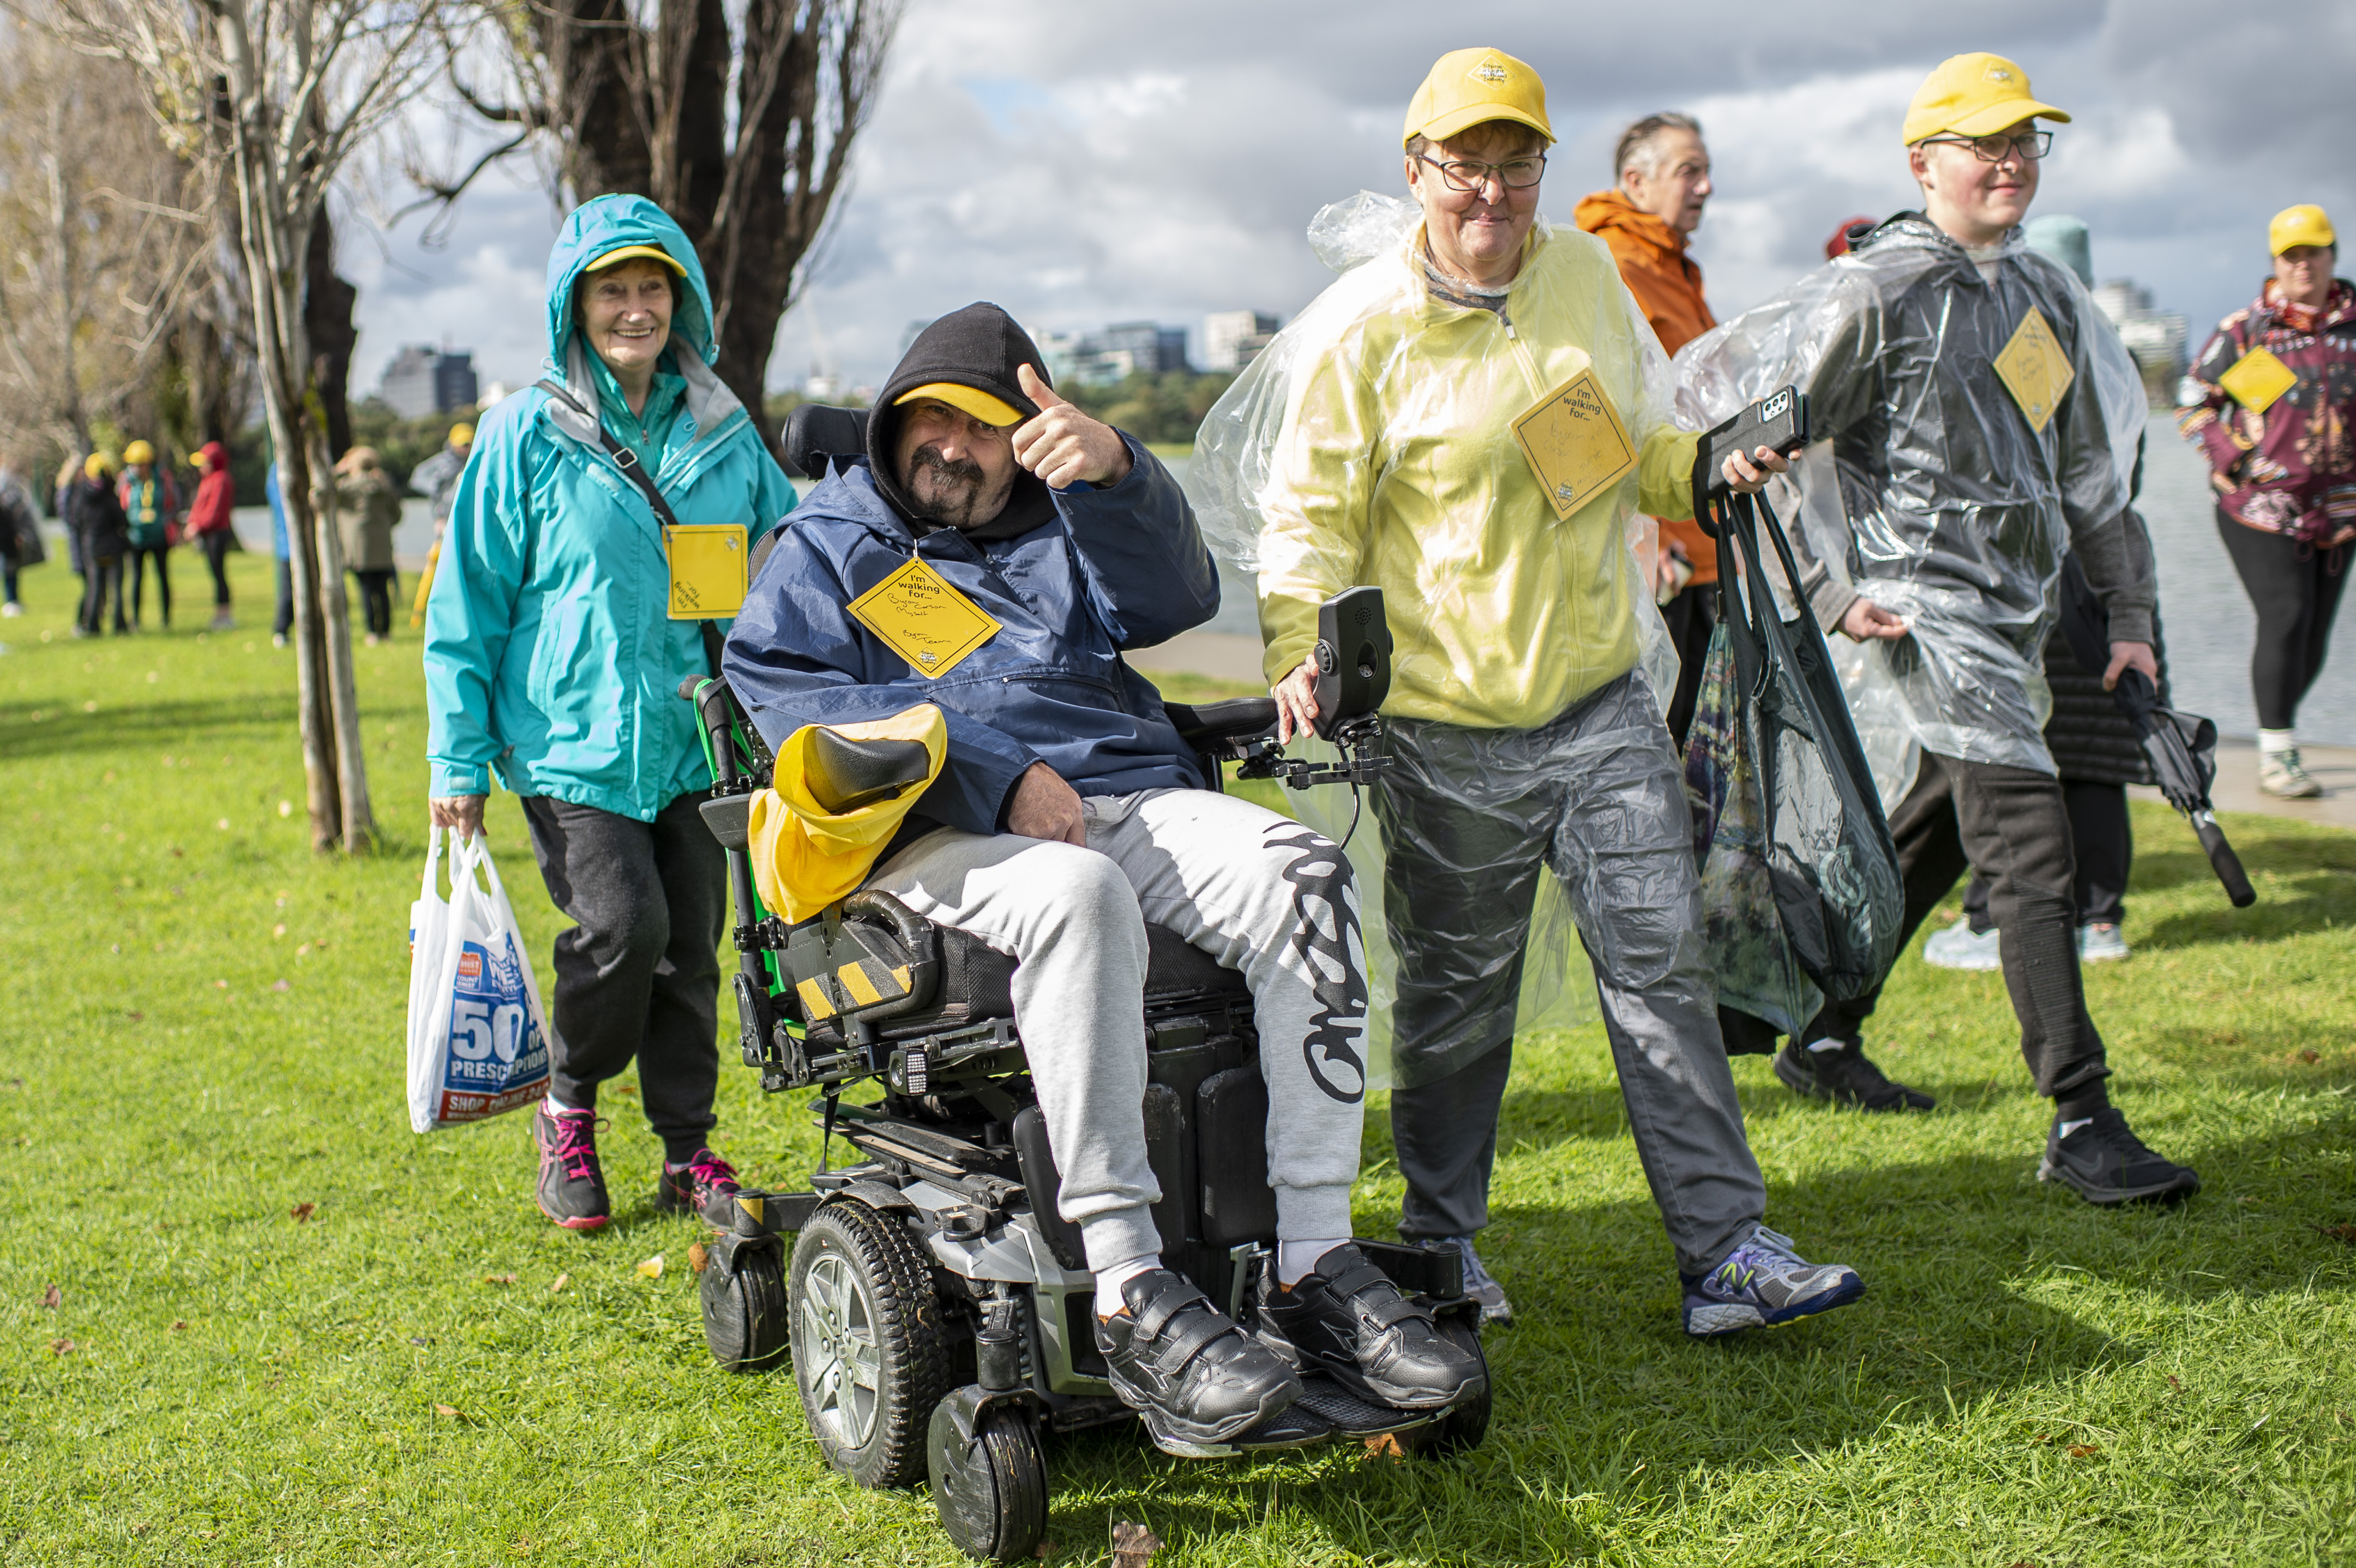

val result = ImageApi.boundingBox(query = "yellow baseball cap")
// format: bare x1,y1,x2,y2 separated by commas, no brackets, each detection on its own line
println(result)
585,243,686,277
84,451,115,479
448,422,476,447
1402,47,1554,149
1901,52,2070,145
2270,204,2336,255
894,382,1022,429
123,440,154,465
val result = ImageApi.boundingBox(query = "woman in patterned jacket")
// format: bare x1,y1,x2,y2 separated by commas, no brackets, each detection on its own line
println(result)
2181,203,2356,797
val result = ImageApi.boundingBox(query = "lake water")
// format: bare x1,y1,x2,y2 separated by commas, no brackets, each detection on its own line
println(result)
223,419,2351,743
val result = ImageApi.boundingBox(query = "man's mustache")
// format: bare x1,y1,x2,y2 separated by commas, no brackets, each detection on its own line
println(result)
910,443,985,486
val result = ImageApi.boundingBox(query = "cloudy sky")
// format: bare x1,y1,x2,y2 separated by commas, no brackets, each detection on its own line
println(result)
346,0,2356,401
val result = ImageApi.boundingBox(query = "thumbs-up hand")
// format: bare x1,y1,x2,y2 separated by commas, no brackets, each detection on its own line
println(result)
1011,362,1133,491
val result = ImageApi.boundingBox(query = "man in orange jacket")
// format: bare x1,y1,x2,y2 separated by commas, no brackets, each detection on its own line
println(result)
1576,112,1719,743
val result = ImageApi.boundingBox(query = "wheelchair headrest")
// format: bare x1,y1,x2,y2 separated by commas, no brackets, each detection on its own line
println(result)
806,726,933,814
780,404,873,480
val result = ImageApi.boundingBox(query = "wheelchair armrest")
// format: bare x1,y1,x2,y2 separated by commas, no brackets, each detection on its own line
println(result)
1163,697,1278,744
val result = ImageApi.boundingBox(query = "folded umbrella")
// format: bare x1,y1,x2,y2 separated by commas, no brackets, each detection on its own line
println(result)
2108,668,2256,908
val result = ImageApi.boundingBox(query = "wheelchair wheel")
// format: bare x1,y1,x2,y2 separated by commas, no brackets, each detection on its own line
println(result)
929,1402,1047,1563
1395,1315,1490,1459
789,1198,955,1489
701,1239,790,1373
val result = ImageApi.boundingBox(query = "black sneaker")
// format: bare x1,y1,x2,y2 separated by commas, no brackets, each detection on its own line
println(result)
1257,1245,1487,1410
1096,1269,1302,1446
2038,1107,2199,1204
654,1148,741,1224
1775,1040,1936,1112
532,1103,610,1231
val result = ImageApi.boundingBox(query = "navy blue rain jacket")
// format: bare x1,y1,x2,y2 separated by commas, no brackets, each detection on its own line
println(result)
723,438,1218,836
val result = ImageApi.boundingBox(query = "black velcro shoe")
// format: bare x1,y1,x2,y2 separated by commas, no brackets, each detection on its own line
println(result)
1096,1269,1302,1446
1258,1245,1487,1410
1775,1040,1936,1112
2039,1107,2199,1204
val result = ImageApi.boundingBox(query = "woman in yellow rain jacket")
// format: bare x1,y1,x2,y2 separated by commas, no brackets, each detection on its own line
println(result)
1190,47,1860,1340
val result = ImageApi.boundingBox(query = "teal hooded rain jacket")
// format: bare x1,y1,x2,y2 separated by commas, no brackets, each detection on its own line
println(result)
424,195,796,819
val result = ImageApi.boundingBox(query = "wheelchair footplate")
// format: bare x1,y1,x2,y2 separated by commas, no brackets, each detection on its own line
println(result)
1144,1370,1461,1460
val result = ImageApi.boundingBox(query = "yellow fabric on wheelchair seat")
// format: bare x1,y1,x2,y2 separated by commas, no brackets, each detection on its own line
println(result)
747,704,948,923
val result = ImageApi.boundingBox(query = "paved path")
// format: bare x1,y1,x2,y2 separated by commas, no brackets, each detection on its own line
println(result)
2141,737,2356,830
1127,630,1267,686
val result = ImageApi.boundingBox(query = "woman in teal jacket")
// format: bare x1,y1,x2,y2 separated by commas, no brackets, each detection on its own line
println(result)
424,194,795,1233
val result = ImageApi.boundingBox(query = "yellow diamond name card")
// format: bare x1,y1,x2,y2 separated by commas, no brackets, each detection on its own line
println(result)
1993,307,2076,435
847,556,1003,678
665,524,748,620
1511,369,1637,521
2217,347,2298,414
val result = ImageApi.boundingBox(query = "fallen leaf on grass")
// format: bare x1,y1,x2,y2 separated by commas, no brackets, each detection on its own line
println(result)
688,1243,708,1274
2299,1049,2321,1064
482,1273,518,1286
636,1255,664,1279
170,1320,186,1331
215,818,230,831
124,1012,142,1022
1032,1544,1054,1561
549,1273,569,1294
213,980,227,990
2166,1374,2183,1389
2067,1443,2101,1458
289,1203,316,1222
1111,1521,1161,1567
2318,1223,2356,1244
38,1283,59,1309
433,1403,460,1417
616,1084,639,1097
49,1338,73,1355
272,923,286,939
1363,1433,1406,1459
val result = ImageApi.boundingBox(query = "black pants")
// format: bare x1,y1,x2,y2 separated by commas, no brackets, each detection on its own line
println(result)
2,558,17,604
352,568,395,637
2216,505,2349,730
1661,579,1718,749
1963,779,2130,931
273,560,294,638
1806,752,2108,1099
79,552,125,633
200,532,233,608
127,544,170,626
521,792,728,1161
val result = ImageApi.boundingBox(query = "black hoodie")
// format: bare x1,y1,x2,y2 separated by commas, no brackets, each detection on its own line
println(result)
866,302,1061,543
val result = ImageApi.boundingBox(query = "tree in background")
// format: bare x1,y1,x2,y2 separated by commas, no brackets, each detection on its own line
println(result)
1066,369,1237,448
0,18,212,464
436,0,901,447
51,0,456,853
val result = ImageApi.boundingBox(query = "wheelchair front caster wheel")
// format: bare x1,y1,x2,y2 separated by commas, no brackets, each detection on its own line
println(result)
929,1402,1047,1564
701,1239,790,1373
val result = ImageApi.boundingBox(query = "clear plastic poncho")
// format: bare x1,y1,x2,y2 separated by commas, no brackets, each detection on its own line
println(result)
1675,215,2149,780
1186,193,1687,1086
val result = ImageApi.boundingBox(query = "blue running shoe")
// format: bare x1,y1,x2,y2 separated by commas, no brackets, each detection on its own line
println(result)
1681,1225,1863,1337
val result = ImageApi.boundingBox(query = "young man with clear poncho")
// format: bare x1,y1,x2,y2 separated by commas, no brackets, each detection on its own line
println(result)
1675,53,2199,1205
1188,47,1866,1339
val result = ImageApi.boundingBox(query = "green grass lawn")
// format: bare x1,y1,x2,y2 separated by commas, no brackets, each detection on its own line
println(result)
2,551,2353,1565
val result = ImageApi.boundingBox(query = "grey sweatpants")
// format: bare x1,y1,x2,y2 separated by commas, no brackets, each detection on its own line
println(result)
1376,669,1766,1278
867,788,1369,1273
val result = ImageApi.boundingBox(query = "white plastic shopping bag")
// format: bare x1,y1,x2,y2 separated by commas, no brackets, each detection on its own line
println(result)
405,828,552,1132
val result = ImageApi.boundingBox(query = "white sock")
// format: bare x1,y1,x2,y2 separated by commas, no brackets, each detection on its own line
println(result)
544,1094,581,1116
2057,1116,2095,1139
2259,728,2296,755
1275,1239,1349,1288
1092,1254,1160,1319
1805,1036,1848,1054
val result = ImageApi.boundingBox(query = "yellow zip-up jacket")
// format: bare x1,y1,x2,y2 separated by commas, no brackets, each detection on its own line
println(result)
1257,220,1699,730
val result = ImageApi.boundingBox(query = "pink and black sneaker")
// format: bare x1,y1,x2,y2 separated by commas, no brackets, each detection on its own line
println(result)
656,1148,742,1225
532,1103,611,1231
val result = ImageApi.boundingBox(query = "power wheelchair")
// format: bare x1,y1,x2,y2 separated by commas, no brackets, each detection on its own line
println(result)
677,410,1487,1564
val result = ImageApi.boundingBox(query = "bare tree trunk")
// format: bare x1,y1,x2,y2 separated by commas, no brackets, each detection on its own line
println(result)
303,212,356,459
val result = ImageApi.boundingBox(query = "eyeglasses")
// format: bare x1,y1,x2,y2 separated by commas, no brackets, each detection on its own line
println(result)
1415,153,1547,193
1918,130,2052,163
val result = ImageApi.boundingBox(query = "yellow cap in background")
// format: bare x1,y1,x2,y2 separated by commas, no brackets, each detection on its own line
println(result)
448,422,476,448
123,439,154,465
2270,204,2336,255
894,382,1023,429
1902,52,2070,145
1402,47,1554,149
84,451,115,479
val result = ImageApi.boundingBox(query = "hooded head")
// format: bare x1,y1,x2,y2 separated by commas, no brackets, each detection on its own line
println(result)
867,302,1059,540
193,440,228,472
543,195,717,380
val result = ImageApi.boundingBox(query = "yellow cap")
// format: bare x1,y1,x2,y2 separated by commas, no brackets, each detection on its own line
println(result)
894,382,1023,429
1402,47,1554,149
123,439,154,465
1902,52,2070,145
448,422,476,448
585,243,686,278
84,452,115,479
2270,204,2336,255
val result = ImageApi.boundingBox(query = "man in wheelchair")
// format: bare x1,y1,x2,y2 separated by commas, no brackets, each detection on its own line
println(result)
723,303,1483,1447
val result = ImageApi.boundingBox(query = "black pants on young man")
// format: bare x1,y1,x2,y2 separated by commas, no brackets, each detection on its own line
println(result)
520,791,728,1163
1961,779,2129,932
1804,751,2109,1100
